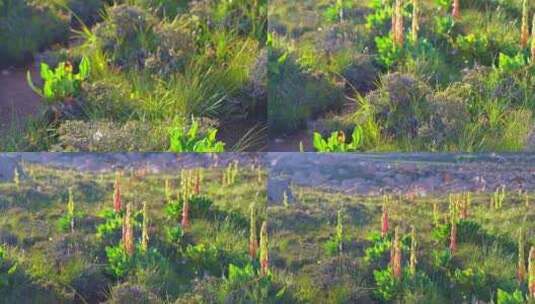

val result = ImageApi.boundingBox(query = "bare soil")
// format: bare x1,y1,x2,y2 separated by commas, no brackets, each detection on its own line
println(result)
0,65,43,134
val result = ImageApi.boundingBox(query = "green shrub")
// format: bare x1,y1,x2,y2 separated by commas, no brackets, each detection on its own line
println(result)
184,243,221,276
498,53,527,74
366,72,432,140
219,263,285,304
27,57,90,103
364,232,392,264
0,0,69,67
313,126,364,152
496,289,525,304
373,268,402,302
268,46,344,134
54,120,168,152
168,119,225,152
96,209,123,240
375,35,403,69
366,0,393,33
455,33,491,65
105,245,133,279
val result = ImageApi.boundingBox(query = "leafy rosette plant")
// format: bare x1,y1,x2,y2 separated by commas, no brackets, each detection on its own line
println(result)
168,119,225,152
313,126,364,152
27,56,90,103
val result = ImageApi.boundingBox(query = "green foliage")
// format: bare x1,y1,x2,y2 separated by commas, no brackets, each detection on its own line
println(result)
165,226,184,245
366,0,393,32
0,1,69,67
373,268,402,301
434,16,455,38
219,263,283,304
496,289,525,304
27,57,91,103
56,214,73,232
451,268,489,300
498,53,527,74
168,120,225,152
375,35,403,69
455,33,490,64
313,126,364,152
324,209,345,256
96,209,123,239
164,196,214,219
432,249,453,269
184,243,221,276
0,246,17,289
105,245,133,279
364,232,392,263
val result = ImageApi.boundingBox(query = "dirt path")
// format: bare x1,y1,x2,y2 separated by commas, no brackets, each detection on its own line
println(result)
0,65,43,134
268,129,312,152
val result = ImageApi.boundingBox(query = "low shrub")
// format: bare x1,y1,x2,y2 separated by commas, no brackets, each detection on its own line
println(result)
0,0,69,67
268,47,344,134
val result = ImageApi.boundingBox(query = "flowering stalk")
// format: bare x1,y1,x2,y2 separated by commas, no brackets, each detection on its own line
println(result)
164,178,171,202
452,0,460,20
529,246,535,298
433,202,440,227
517,228,527,283
181,198,190,229
123,203,134,256
336,209,344,255
257,166,263,185
249,203,258,259
449,219,457,254
411,0,419,42
113,173,122,213
409,225,417,277
392,226,402,280
68,187,75,233
531,13,535,60
141,201,149,252
194,170,201,195
260,221,269,275
393,0,404,47
521,0,530,48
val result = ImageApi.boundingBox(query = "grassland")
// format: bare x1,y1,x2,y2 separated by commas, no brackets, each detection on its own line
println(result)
0,158,298,303
269,187,535,303
0,0,267,152
268,0,535,152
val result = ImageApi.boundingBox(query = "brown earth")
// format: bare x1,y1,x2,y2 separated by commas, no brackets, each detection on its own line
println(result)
0,65,43,134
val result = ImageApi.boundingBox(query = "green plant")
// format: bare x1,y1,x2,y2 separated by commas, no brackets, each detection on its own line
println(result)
366,0,393,33
184,243,221,275
27,57,90,103
168,119,225,152
373,268,402,302
165,226,184,245
324,209,345,256
220,263,279,303
498,53,527,73
497,289,525,304
96,209,123,240
57,187,78,233
434,15,454,38
105,245,133,279
323,0,349,23
364,231,392,263
455,33,490,64
0,246,17,289
375,35,403,69
313,126,364,152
